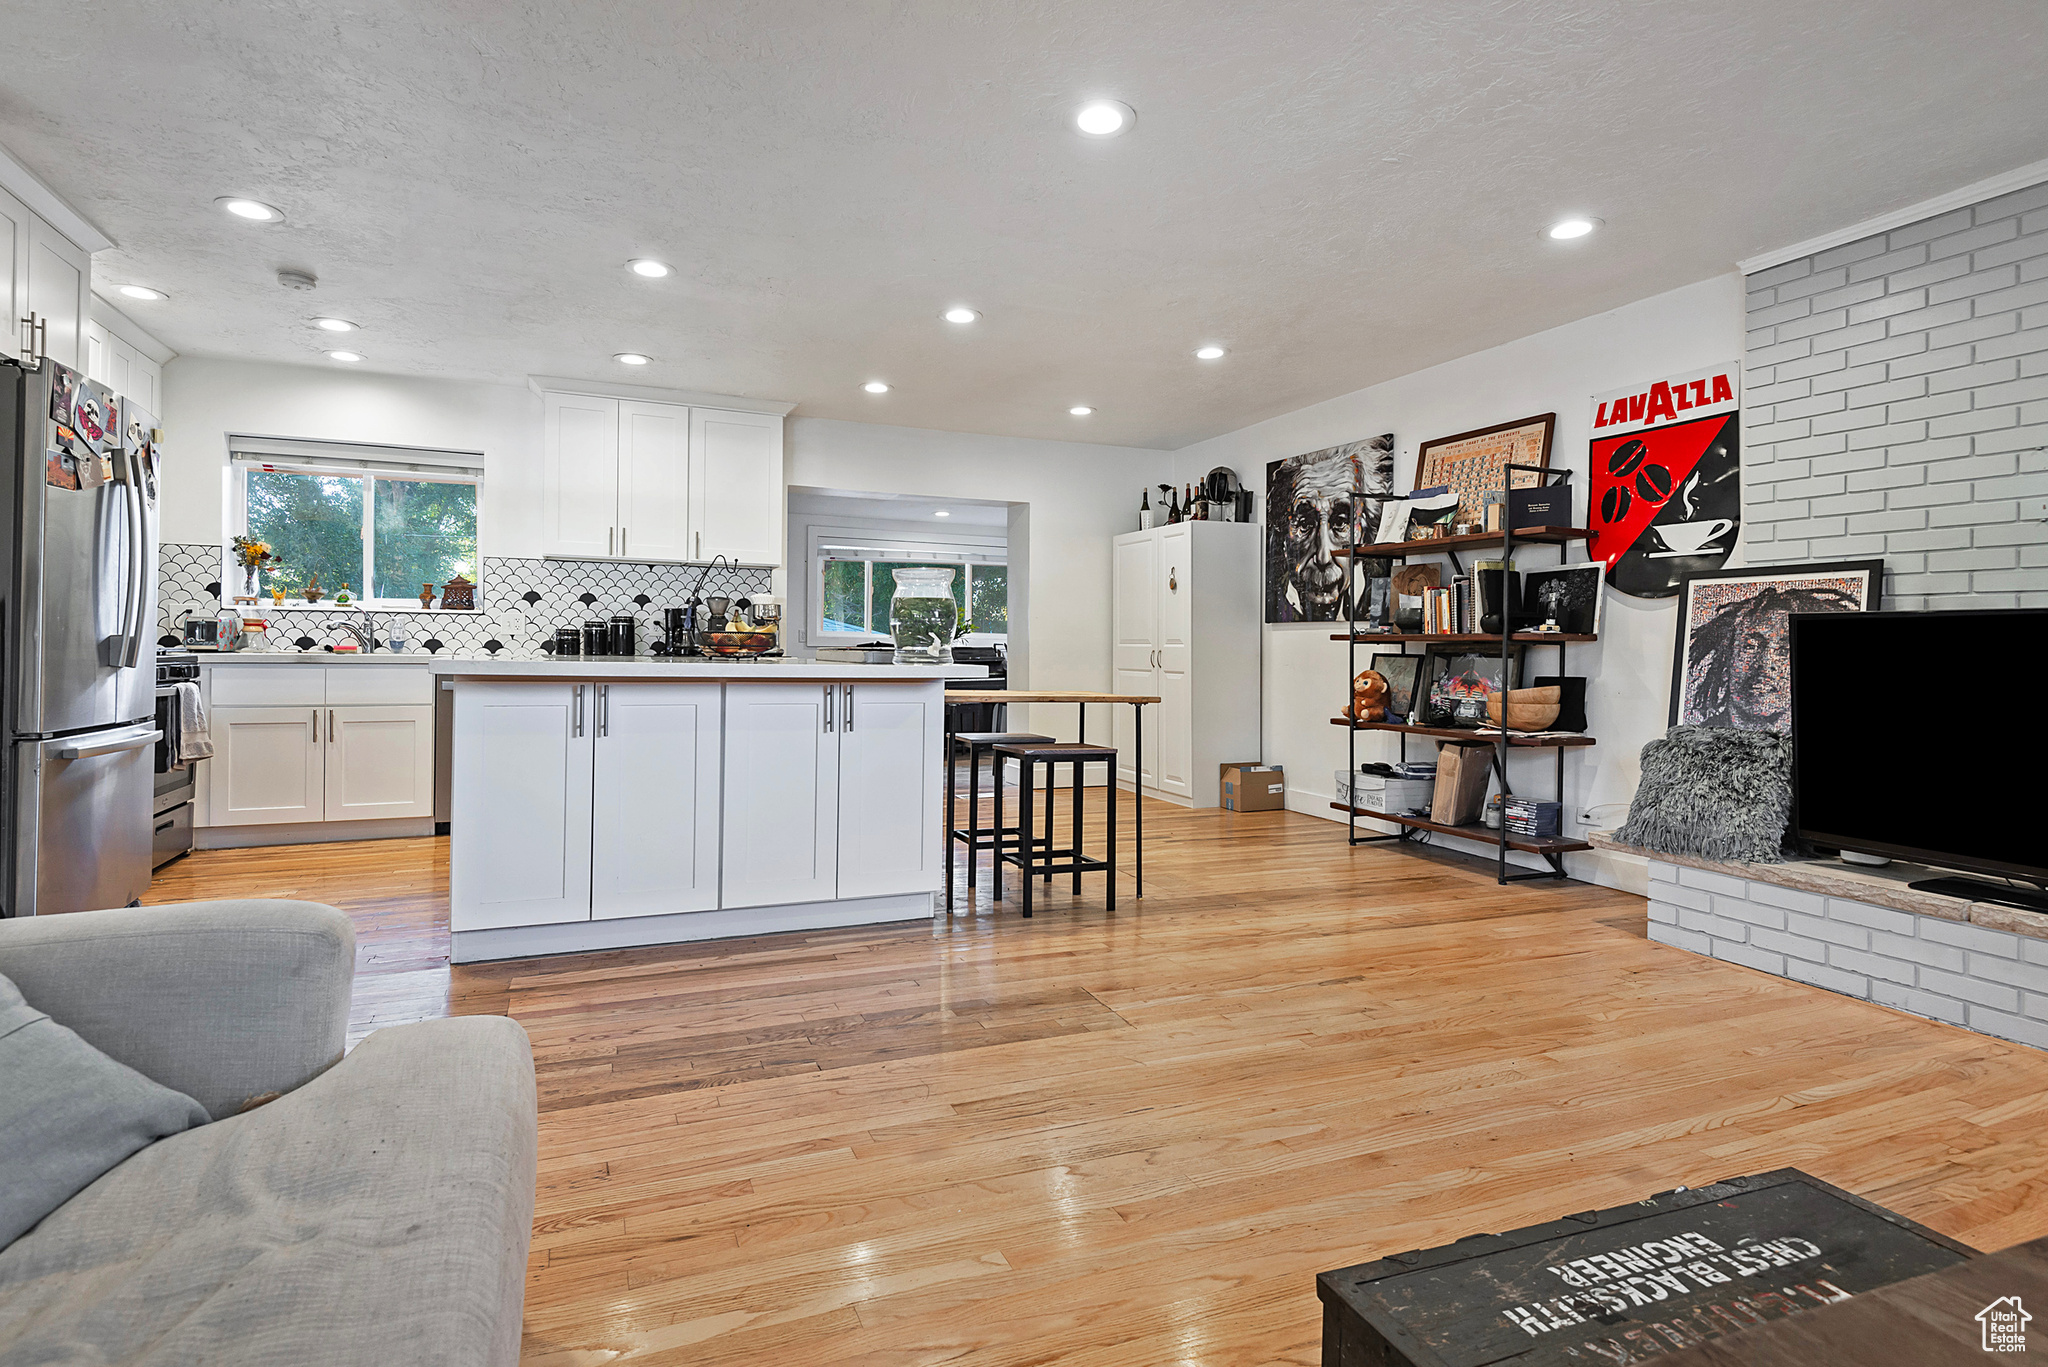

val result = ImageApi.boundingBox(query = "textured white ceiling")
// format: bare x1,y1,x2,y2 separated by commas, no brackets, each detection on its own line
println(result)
3,1,2044,449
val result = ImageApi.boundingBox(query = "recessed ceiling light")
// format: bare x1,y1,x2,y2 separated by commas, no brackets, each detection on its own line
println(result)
313,317,357,332
934,510,951,517
863,381,891,394
613,352,652,366
942,306,979,324
628,259,671,278
1546,217,1600,240
117,285,167,301
1194,345,1226,360
326,350,364,363
1069,405,1094,417
217,197,283,223
1075,100,1135,137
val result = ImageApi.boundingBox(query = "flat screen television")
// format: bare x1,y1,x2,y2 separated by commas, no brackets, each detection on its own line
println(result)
1790,607,2048,911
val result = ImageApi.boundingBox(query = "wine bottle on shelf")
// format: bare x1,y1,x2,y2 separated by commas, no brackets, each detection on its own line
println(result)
1139,487,1155,530
1167,485,1181,523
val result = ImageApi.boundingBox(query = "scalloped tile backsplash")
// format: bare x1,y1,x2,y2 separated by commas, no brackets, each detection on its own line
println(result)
157,543,773,658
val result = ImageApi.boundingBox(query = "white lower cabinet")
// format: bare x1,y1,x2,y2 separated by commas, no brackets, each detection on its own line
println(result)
835,683,943,899
452,681,722,932
207,703,434,825
721,683,839,910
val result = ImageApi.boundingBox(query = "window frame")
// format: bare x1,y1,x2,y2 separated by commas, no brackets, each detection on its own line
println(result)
805,524,1008,644
230,459,484,609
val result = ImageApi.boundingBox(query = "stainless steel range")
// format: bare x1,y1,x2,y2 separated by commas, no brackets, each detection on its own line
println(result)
151,650,199,869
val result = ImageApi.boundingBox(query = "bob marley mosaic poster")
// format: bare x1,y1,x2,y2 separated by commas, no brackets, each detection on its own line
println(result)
1589,362,1741,599
1264,434,1394,623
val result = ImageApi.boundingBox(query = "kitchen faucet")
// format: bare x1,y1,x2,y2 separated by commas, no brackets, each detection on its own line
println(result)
327,614,381,652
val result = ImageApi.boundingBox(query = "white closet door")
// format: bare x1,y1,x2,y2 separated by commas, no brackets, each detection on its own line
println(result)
690,408,783,564
722,683,839,908
617,401,691,562
1154,524,1193,798
835,683,941,899
542,392,620,559
1112,531,1161,788
451,682,594,931
590,682,721,919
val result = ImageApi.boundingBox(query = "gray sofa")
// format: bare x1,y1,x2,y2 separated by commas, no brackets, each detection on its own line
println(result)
0,900,537,1366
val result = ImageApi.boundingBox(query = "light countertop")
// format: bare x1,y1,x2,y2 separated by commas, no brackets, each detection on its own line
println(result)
190,652,985,681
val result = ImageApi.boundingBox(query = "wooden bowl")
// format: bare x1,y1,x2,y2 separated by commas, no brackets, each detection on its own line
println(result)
1486,686,1561,731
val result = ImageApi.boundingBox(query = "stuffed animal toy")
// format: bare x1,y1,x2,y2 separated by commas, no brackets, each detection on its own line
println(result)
1343,668,1390,723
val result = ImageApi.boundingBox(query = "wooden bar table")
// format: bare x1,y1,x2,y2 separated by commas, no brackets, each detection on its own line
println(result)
943,690,1158,910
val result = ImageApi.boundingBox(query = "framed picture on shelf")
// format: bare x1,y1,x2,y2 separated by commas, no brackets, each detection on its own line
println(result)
1367,652,1424,721
1263,433,1396,623
1518,562,1606,636
1668,559,1883,730
1420,651,1519,729
1414,413,1556,530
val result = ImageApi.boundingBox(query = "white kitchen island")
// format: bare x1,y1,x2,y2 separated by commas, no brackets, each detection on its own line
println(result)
445,659,981,963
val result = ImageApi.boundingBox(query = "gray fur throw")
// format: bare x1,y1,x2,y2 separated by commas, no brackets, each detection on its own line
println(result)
1614,725,1794,865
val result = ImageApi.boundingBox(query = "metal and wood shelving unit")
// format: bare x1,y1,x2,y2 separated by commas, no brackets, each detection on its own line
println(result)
1333,464,1595,883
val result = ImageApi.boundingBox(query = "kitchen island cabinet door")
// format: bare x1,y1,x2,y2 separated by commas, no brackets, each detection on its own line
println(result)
721,682,838,908
325,704,435,821
591,682,721,920
207,707,324,825
452,682,594,931
835,683,942,899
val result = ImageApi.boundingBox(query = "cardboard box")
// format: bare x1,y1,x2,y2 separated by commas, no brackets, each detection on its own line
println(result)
1336,770,1435,813
1220,762,1285,812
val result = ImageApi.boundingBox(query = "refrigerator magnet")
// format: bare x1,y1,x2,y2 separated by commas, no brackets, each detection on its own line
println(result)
47,363,78,424
45,448,80,491
77,452,109,489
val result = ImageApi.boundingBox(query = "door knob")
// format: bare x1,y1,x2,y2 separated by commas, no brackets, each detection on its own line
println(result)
1168,568,1177,591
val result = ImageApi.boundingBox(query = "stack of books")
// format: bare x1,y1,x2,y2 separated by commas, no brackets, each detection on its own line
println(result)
1503,796,1563,838
1421,577,1478,633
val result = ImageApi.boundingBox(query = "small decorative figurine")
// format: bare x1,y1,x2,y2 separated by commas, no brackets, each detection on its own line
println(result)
439,573,475,611
1343,668,1390,723
335,583,352,605
418,583,437,609
302,572,324,604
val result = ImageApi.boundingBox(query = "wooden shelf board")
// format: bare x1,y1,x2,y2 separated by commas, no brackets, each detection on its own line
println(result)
1329,803,1592,855
1328,717,1597,747
1335,527,1593,559
1330,632,1597,645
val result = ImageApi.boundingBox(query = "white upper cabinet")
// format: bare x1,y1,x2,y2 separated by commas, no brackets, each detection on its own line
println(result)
85,317,164,420
539,390,784,564
542,391,620,559
25,214,88,372
618,400,690,562
0,184,26,362
690,407,783,564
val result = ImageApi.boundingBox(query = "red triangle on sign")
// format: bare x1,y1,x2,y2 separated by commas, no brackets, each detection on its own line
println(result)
1589,414,1731,568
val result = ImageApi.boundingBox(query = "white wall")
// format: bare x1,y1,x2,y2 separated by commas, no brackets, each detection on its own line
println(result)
157,357,543,554
787,417,1169,738
1169,273,1747,890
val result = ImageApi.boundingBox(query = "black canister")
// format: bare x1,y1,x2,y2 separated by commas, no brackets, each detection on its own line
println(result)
609,614,636,657
581,620,609,656
553,626,580,656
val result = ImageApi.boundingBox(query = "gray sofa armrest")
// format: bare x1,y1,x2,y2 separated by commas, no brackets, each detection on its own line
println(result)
0,899,354,1120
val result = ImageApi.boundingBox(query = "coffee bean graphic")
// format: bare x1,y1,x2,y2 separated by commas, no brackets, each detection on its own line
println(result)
1635,463,1673,502
1600,484,1632,523
1608,439,1647,477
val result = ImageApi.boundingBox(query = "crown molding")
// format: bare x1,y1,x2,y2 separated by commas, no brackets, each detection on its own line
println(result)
1739,157,2048,276
527,374,796,416
0,142,114,254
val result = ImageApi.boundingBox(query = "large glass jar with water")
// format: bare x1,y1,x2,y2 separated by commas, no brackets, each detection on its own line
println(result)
888,567,958,664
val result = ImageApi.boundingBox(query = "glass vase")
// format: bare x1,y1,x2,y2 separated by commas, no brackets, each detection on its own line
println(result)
888,568,957,665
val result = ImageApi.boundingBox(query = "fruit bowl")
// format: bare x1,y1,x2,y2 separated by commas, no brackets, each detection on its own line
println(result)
701,631,776,657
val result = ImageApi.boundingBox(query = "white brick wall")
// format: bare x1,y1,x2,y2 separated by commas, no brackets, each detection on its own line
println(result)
1645,861,2048,1048
1744,182,2048,608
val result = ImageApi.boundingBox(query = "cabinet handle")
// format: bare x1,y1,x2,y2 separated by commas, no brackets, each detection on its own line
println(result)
621,528,627,557
328,709,335,743
823,684,834,733
608,527,615,556
694,531,701,560
844,684,854,732
573,685,585,737
598,684,609,737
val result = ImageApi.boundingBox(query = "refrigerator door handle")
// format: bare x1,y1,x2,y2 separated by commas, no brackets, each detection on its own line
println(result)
56,727,163,760
115,456,151,668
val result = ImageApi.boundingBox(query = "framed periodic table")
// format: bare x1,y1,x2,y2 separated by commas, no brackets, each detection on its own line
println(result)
1413,413,1556,526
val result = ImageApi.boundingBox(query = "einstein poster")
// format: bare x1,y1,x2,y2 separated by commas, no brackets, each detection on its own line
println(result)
1264,434,1394,623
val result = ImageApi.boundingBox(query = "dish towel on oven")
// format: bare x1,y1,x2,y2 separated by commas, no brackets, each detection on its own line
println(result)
174,681,213,764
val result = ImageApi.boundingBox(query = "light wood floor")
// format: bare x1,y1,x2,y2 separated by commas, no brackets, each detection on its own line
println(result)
147,800,2048,1366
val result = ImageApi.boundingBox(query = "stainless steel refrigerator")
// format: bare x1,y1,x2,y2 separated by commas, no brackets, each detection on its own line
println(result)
1,355,161,917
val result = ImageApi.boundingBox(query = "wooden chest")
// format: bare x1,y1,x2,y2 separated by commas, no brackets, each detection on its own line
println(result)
1316,1169,1976,1367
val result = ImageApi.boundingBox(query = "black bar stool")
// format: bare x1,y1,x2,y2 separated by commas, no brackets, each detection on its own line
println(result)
946,730,1054,907
990,741,1117,918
